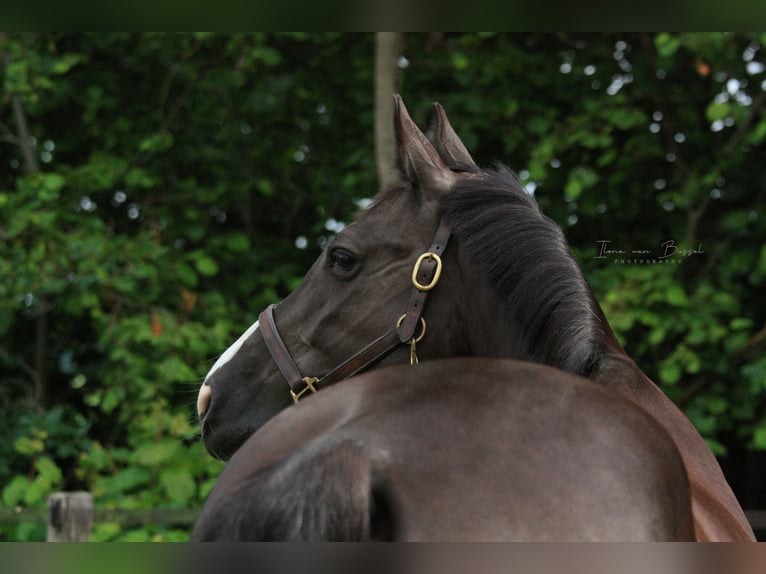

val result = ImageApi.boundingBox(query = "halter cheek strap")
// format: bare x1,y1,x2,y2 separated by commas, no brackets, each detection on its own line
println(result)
398,216,452,343
259,304,310,395
259,218,452,403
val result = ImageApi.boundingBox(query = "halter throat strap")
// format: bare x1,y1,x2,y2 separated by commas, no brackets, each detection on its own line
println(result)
260,304,403,401
259,217,453,402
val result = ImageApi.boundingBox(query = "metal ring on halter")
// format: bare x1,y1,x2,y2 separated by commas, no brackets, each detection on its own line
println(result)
412,252,443,291
397,314,426,343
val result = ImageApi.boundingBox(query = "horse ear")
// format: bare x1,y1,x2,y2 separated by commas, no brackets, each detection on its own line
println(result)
432,102,476,169
394,94,455,200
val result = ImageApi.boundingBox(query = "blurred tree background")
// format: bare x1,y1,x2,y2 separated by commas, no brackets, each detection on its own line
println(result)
1,33,764,541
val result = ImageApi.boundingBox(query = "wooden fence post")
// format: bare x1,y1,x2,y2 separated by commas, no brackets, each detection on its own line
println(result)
47,491,94,541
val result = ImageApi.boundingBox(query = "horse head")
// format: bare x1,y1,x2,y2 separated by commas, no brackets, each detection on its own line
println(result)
197,97,496,459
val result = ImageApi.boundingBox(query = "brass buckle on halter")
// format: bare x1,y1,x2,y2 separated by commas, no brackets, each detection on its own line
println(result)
291,376,319,403
412,252,443,291
397,315,426,365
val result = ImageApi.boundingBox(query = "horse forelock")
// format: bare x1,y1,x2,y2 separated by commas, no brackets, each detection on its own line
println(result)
440,166,603,375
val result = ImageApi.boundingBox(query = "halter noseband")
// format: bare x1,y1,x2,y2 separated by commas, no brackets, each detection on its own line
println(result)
259,218,452,403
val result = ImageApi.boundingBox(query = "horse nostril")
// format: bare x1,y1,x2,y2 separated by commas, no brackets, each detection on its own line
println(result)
197,383,212,418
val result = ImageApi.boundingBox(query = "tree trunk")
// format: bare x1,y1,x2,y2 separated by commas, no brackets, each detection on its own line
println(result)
374,33,404,193
2,35,49,407
1,35,40,173
10,90,40,173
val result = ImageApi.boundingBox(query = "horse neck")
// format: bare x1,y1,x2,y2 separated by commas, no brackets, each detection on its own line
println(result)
587,297,713,464
586,299,703,450
448,255,532,361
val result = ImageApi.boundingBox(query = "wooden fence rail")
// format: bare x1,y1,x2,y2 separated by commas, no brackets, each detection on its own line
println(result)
0,492,198,540
0,492,764,540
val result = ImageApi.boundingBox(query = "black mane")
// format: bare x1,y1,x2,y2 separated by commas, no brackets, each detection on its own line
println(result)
440,166,602,375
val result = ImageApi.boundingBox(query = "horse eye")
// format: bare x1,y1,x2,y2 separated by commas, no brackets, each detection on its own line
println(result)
329,249,357,276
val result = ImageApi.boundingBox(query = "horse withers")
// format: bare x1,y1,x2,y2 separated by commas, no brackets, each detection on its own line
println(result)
191,359,694,541
195,96,754,541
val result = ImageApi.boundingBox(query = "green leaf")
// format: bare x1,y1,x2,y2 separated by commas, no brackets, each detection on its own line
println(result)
157,356,197,384
452,51,470,70
648,327,666,345
91,523,122,542
252,46,282,66
42,173,66,195
257,179,275,197
101,387,125,413
138,131,174,153
597,148,617,167
121,529,151,542
176,264,199,287
747,119,766,146
125,167,158,189
101,467,152,495
35,457,63,484
23,477,48,506
226,233,251,253
84,390,101,407
757,244,766,276
730,317,753,331
193,254,219,277
70,374,87,389
2,476,30,506
705,101,731,123
666,285,688,307
564,178,583,201
608,108,646,130
82,442,110,472
160,468,196,505
131,439,179,466
659,361,681,385
111,277,137,294
52,53,83,74
655,33,681,57
721,211,749,233
754,426,766,450
705,397,728,416
565,167,600,201
14,436,45,456
742,359,766,393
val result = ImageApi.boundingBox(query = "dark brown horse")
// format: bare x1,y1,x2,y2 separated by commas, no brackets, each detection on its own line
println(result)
194,96,754,541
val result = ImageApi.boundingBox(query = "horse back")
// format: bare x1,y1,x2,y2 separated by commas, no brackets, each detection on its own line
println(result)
191,358,694,541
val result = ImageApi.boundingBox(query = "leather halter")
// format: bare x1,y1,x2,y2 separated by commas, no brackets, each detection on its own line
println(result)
259,218,453,403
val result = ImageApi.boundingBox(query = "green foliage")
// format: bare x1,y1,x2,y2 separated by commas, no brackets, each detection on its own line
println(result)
1,33,765,541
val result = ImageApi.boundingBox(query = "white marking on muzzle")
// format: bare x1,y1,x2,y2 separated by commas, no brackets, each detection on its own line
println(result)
205,319,260,382
197,318,261,417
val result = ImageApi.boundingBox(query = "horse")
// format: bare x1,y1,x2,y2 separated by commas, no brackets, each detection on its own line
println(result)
191,359,694,541
194,96,754,541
